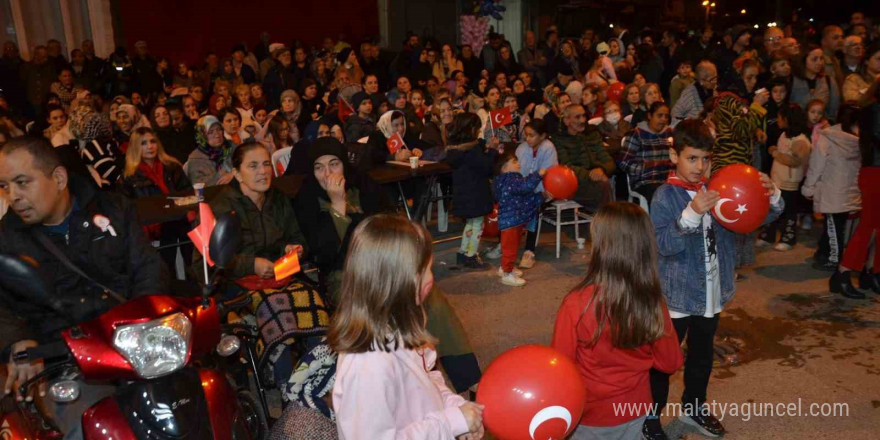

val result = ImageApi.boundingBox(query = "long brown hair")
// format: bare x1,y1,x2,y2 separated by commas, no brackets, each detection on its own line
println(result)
328,214,436,353
124,127,181,177
573,202,666,349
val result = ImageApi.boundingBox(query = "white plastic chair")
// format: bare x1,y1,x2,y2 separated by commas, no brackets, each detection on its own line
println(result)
271,147,293,177
423,183,449,232
535,200,593,258
626,175,650,214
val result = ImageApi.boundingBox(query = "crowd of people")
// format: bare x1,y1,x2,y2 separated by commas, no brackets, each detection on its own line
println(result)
0,8,879,440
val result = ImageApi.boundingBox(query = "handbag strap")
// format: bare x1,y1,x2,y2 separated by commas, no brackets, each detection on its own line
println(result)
32,229,126,304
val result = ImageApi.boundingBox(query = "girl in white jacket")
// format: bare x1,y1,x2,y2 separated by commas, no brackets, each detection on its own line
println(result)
802,105,863,271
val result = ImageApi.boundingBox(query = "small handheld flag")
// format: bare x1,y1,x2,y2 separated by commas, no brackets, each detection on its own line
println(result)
274,249,301,281
489,107,513,127
386,132,406,155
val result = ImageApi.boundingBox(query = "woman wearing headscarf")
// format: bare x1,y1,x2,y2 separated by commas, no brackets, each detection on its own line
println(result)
68,105,123,188
292,137,483,396
276,89,306,142
361,110,425,211
184,115,235,186
114,103,152,146
205,94,228,117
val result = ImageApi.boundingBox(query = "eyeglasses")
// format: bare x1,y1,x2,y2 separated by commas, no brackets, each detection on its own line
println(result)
765,37,782,43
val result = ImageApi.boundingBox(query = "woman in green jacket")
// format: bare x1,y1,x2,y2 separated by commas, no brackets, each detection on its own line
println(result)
193,141,326,386
193,141,307,280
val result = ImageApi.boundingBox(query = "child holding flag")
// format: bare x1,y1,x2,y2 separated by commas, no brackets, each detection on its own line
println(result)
483,93,521,144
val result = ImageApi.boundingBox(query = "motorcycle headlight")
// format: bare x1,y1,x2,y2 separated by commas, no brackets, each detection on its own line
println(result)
113,313,192,379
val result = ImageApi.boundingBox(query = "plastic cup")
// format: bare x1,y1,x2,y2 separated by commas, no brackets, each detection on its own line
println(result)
193,183,205,201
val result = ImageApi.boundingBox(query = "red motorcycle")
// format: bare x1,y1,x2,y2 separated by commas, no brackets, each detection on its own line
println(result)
0,212,263,440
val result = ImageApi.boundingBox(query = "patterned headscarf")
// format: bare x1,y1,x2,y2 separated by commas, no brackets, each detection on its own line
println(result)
69,106,112,141
195,115,232,170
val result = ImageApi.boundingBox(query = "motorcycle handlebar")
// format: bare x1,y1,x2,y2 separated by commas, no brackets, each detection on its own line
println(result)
12,341,70,363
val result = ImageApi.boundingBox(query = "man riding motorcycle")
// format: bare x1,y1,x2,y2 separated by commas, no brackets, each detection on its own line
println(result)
0,136,170,439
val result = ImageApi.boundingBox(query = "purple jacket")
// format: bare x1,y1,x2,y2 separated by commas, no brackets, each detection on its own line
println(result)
494,172,544,230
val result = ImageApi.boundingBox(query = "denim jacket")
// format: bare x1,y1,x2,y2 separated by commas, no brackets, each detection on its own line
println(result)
650,184,783,315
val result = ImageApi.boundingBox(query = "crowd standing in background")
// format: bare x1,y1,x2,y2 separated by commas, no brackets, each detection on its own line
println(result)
0,9,879,440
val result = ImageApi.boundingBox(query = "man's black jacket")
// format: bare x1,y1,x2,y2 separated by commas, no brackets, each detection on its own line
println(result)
0,176,169,353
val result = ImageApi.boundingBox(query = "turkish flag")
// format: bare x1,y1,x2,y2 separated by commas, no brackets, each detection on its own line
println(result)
338,98,354,123
386,132,406,155
274,250,301,281
489,107,513,127
187,202,216,266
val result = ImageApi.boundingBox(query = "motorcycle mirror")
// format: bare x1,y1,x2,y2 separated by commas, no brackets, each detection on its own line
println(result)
209,211,241,270
0,254,64,313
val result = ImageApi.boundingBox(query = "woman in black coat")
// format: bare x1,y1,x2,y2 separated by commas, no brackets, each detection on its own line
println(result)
293,138,483,395
293,138,367,300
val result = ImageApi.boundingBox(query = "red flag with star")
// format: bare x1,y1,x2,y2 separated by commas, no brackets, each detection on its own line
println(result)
489,107,513,127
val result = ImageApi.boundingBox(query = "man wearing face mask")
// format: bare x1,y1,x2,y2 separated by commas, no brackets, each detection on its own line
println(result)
672,61,718,123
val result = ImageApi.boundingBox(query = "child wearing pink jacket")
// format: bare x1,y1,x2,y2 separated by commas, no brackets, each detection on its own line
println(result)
330,215,484,440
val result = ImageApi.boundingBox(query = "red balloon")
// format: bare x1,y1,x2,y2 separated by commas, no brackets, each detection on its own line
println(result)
707,164,770,234
477,345,586,440
543,165,579,200
606,82,625,104
483,204,499,238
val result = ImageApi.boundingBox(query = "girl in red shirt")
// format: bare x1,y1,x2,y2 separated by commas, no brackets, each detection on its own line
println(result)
552,202,683,440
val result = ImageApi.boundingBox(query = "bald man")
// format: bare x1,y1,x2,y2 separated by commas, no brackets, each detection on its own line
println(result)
671,61,717,122
763,27,784,56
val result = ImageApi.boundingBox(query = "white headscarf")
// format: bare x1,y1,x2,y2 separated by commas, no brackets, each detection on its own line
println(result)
376,110,406,139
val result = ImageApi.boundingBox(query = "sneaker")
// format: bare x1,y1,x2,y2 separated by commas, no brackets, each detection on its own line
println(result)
483,244,502,260
755,239,771,248
679,411,726,438
773,242,792,251
641,417,669,440
463,254,491,270
497,267,523,277
800,216,813,230
519,250,536,269
500,272,526,286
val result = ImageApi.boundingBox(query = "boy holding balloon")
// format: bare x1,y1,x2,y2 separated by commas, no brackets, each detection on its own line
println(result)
645,120,783,440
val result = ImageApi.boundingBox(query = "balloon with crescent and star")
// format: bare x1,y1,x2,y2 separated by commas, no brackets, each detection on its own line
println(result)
476,345,585,440
707,164,770,234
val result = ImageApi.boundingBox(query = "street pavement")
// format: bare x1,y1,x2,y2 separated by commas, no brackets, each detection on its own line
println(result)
431,221,880,439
